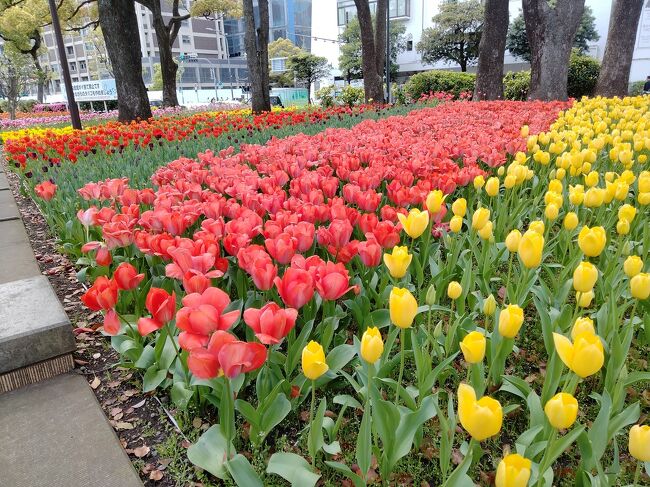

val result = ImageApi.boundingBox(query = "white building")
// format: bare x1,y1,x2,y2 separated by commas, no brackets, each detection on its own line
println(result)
312,0,650,87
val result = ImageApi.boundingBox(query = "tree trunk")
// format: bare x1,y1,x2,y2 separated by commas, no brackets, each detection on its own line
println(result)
148,1,180,107
595,0,644,97
522,0,585,101
98,0,152,121
243,0,271,113
354,0,384,103
474,0,509,100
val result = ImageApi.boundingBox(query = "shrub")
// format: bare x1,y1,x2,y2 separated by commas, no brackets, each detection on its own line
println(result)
503,71,531,101
18,99,38,112
339,85,364,107
567,51,600,99
316,85,335,108
405,71,475,100
628,80,646,96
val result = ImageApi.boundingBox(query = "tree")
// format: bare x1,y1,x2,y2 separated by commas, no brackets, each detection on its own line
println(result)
474,0,508,100
0,49,36,119
287,52,330,103
352,0,387,103
338,15,405,83
522,0,585,101
417,0,483,72
243,0,271,113
595,0,644,97
506,6,598,63
98,0,151,121
268,38,302,87
149,62,183,91
85,26,113,78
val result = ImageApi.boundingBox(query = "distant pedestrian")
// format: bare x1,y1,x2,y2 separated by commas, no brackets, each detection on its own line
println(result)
644,76,650,94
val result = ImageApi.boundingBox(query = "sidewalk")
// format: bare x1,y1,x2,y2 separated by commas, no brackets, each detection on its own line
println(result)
0,162,143,487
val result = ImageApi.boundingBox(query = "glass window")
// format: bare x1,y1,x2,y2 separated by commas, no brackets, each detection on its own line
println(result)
69,61,76,71
406,40,413,51
182,35,191,44
66,45,74,55
271,0,285,27
79,60,86,70
271,57,287,72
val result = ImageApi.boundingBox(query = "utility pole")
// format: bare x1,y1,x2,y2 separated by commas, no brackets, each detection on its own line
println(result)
385,5,391,104
48,0,82,129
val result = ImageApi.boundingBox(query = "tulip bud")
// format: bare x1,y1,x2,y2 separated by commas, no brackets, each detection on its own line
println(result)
483,294,496,316
630,272,650,300
472,208,490,231
573,261,598,293
433,321,443,338
460,331,486,364
398,208,430,239
616,219,630,235
629,425,650,462
544,392,579,430
497,166,505,176
545,204,559,221
563,212,579,230
478,220,494,240
485,177,500,197
383,246,412,279
425,190,446,215
302,341,329,380
624,256,643,277
577,289,594,307
504,174,516,189
520,125,529,137
457,383,503,441
473,175,485,190
618,204,637,223
447,281,462,300
505,230,521,253
517,230,544,269
529,220,545,235
571,317,595,339
425,284,436,306
498,304,524,338
495,454,532,487
553,331,604,378
360,327,384,364
451,198,467,217
389,287,418,329
449,215,463,233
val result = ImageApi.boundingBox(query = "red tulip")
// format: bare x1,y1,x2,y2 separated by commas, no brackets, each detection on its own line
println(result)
182,272,211,294
35,180,57,201
358,237,382,266
145,288,176,324
187,330,236,378
243,302,298,344
218,341,267,379
81,276,118,311
103,309,121,335
274,267,315,309
265,232,297,264
315,261,358,300
113,262,145,290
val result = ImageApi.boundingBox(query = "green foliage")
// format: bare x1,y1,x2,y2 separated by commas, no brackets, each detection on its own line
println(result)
628,80,647,96
416,0,483,71
268,38,303,59
338,85,364,107
404,70,475,100
338,15,405,81
315,85,335,108
287,53,330,100
506,7,599,62
567,50,600,99
18,98,37,112
503,71,531,101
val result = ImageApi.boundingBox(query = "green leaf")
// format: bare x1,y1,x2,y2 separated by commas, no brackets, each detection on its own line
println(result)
142,364,167,392
356,406,372,478
170,381,194,409
587,392,611,465
286,320,314,376
324,461,365,487
607,401,640,439
187,425,231,479
390,394,437,466
333,394,363,410
308,398,326,463
260,393,292,441
544,425,585,472
515,425,543,453
363,308,390,329
266,452,320,487
326,344,357,371
226,454,263,487
235,399,259,428
134,344,156,369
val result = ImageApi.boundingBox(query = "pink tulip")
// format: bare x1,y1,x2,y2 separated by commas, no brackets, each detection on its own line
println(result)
243,302,298,344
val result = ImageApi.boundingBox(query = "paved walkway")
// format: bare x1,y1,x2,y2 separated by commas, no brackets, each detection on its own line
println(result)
0,162,142,487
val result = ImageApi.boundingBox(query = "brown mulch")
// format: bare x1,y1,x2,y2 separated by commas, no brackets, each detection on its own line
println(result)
3,162,198,487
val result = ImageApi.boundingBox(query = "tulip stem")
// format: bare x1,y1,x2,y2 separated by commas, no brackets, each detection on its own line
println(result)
395,328,405,406
164,322,188,381
633,460,641,487
114,309,139,341
562,372,581,395
308,380,317,468
536,430,557,487
504,253,513,304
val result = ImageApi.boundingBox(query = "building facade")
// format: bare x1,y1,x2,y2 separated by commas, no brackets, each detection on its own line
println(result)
312,0,650,87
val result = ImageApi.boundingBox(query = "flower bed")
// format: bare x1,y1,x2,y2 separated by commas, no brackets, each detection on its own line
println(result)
18,97,650,485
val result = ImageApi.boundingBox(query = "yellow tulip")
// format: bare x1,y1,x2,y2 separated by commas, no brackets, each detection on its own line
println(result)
460,331,486,364
447,281,462,300
630,272,650,300
472,208,491,230
302,341,329,380
389,287,418,328
478,220,494,240
450,215,463,233
473,175,485,190
573,261,598,293
618,204,636,223
578,226,607,257
383,246,412,278
529,220,545,235
545,204,559,221
616,219,630,235
497,166,505,176
556,167,566,179
457,383,503,441
451,198,467,217
544,392,579,430
504,174,517,189
485,177,500,197
495,454,532,487
629,425,650,462
624,256,643,277
498,304,524,338
505,230,522,253
483,294,496,315
553,331,604,378
563,212,579,230
517,230,544,269
569,187,585,206
571,317,595,340
360,327,384,364
398,208,429,239
425,190,447,214
520,125,529,138
584,187,604,208
639,192,650,205
577,289,595,307
584,171,599,187
548,179,563,193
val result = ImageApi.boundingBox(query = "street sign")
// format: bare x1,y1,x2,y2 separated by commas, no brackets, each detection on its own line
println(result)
63,79,117,102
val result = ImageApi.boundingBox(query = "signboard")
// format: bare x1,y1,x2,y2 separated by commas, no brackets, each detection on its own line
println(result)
638,0,650,49
65,79,117,102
